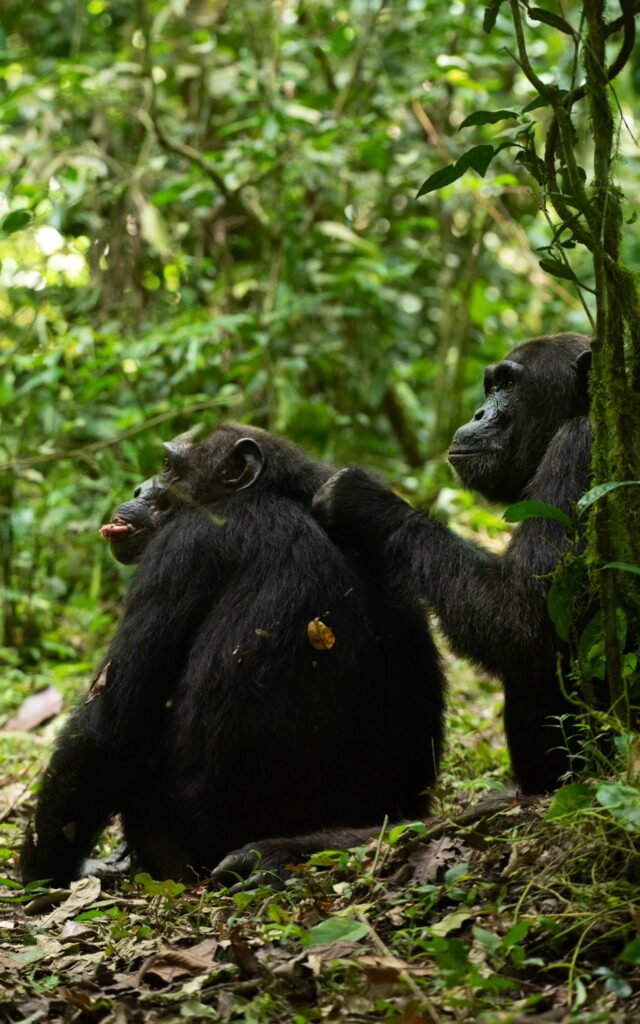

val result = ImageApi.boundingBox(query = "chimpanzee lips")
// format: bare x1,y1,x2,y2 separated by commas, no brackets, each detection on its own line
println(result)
99,516,137,541
448,448,484,460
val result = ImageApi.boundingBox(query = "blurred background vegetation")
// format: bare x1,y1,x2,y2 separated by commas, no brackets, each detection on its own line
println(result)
1,0,639,708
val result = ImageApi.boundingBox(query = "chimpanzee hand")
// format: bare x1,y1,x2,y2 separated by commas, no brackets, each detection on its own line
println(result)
312,467,413,552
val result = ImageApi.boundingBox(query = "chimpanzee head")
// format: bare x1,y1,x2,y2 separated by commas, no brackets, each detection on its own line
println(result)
448,333,591,504
101,423,331,564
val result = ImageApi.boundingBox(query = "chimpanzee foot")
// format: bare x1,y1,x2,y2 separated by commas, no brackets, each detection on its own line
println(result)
211,839,307,892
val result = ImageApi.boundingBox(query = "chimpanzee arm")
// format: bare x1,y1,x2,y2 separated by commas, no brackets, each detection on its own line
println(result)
92,509,234,752
314,419,591,678
21,711,117,885
22,510,233,884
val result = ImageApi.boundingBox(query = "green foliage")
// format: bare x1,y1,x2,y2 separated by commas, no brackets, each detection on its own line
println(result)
596,783,640,833
135,872,186,898
503,499,572,529
0,0,596,660
546,783,595,821
305,916,369,946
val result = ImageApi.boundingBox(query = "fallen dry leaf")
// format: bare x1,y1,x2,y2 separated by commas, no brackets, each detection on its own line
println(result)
59,920,96,943
3,686,63,732
86,662,111,704
138,937,218,985
409,834,460,883
40,876,102,928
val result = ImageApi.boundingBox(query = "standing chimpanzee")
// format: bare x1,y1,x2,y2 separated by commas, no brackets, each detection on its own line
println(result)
21,425,445,886
313,334,593,794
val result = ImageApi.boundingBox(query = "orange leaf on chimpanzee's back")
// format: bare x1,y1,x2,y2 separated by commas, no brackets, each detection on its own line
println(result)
307,618,336,651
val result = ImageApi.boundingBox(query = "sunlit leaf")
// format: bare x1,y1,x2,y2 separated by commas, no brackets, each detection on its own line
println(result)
138,200,172,258
1,209,32,234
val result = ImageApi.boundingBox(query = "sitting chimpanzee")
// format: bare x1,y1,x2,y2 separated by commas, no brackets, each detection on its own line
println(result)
313,334,593,794
21,425,445,886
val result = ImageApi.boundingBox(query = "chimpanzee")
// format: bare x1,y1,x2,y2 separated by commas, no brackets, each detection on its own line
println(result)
21,424,445,886
313,334,593,794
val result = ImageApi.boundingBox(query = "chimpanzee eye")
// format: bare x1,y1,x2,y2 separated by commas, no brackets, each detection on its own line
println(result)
162,457,172,472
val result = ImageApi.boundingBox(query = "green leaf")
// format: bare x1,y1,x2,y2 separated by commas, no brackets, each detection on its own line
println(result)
388,821,428,844
547,574,570,641
602,561,640,576
473,926,502,953
316,221,376,253
620,937,640,965
503,500,572,528
522,96,551,113
457,144,495,176
138,200,171,258
417,163,465,198
135,872,185,897
596,783,640,832
417,146,496,198
306,916,369,946
1,209,32,235
546,783,594,820
431,909,472,936
539,257,575,281
483,0,505,33
528,8,576,34
459,110,518,129
576,480,640,515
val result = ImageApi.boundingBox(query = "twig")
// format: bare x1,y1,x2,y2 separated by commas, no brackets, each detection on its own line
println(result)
0,397,238,474
356,910,445,1024
509,0,557,101
333,0,387,119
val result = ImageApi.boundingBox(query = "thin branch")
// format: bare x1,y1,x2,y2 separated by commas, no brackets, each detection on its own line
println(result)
509,0,557,100
333,0,388,119
0,398,238,474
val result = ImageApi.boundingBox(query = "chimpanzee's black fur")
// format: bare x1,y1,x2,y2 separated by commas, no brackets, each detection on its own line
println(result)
314,334,593,794
22,425,445,885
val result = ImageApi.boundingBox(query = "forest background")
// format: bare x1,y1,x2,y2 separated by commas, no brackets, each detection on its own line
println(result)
1,1,640,1022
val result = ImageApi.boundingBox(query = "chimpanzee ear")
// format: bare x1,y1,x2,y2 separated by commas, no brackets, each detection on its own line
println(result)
574,348,592,413
220,438,265,491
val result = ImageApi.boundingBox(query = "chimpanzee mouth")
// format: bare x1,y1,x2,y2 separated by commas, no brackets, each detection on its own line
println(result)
99,516,138,542
448,449,485,461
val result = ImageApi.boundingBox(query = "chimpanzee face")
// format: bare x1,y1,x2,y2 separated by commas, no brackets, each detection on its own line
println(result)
448,338,591,504
448,359,526,503
100,429,266,564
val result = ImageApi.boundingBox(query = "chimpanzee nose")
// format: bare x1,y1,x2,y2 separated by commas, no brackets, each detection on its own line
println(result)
473,408,485,421
133,477,156,500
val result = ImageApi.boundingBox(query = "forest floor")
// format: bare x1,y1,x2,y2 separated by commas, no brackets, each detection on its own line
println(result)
1,649,639,1024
